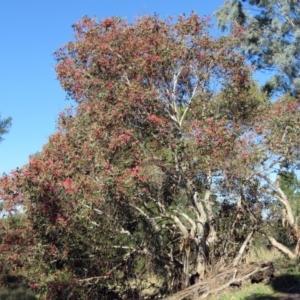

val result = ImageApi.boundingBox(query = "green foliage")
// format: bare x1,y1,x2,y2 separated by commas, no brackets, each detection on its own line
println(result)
0,113,11,143
0,271,36,300
0,287,36,300
216,0,300,95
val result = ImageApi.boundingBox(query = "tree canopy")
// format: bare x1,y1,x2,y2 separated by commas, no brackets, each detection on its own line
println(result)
0,13,299,299
216,0,300,95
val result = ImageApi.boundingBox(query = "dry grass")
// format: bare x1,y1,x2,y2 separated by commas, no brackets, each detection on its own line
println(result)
127,246,285,299
196,246,285,300
127,272,163,296
245,245,284,263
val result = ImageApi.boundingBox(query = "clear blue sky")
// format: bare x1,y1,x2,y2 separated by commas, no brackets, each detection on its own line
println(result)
0,0,225,174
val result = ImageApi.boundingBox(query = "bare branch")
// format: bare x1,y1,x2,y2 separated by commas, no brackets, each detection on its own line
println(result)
164,213,189,237
129,203,161,233
174,209,196,236
233,227,256,266
268,235,297,259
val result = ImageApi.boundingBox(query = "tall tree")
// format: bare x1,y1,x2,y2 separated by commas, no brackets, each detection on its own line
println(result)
1,13,296,299
216,0,300,95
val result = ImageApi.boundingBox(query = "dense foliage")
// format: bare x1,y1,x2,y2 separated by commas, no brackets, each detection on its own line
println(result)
0,13,299,299
217,0,300,95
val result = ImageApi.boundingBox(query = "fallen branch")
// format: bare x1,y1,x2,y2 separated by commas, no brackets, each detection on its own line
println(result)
163,261,274,300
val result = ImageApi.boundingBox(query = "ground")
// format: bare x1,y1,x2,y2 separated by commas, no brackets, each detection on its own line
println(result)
207,262,300,300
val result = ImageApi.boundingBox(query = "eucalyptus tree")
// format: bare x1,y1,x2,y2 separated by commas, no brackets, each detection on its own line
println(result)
0,13,292,299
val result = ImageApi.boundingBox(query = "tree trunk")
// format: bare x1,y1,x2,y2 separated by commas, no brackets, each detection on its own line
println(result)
195,230,209,279
182,239,191,288
294,237,300,257
196,249,207,279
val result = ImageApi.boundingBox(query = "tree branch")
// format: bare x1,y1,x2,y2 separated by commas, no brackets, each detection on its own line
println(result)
268,235,297,259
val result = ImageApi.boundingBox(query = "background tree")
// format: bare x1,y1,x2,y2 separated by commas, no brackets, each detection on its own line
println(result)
216,0,300,96
216,0,300,260
223,93,300,259
267,171,300,248
0,113,11,143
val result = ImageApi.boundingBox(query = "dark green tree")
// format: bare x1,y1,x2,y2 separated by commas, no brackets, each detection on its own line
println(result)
0,114,11,143
216,0,300,95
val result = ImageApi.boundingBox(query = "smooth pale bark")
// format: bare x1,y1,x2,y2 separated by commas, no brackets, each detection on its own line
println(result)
268,236,297,259
233,227,256,266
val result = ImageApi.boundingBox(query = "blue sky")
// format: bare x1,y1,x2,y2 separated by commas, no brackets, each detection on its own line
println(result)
0,0,225,174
